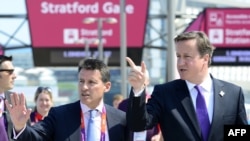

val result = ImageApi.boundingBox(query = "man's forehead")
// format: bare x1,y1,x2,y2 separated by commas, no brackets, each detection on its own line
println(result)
0,61,14,68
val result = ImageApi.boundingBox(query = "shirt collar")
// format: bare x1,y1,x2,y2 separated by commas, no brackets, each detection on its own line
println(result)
200,75,213,92
80,100,104,114
185,74,212,92
0,93,5,99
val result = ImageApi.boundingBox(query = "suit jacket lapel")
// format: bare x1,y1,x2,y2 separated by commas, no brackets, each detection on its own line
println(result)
208,78,225,140
4,91,11,111
4,91,13,140
106,104,126,141
106,105,115,141
68,103,118,141
68,101,81,141
176,80,201,137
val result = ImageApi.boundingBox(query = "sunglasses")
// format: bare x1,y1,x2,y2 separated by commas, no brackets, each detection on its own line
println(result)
36,87,52,93
0,69,14,74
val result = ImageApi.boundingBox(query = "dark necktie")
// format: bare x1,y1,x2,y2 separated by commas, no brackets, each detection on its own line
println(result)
87,110,97,141
0,97,8,141
194,85,210,141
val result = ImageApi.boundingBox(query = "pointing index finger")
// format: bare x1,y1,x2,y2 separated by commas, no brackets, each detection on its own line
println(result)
126,57,136,68
141,61,146,74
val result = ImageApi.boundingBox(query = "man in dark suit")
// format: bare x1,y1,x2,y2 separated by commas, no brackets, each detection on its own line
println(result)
0,55,17,141
0,55,30,141
126,31,248,141
118,67,162,141
6,58,128,141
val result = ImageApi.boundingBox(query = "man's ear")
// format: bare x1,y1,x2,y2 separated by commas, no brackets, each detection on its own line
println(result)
104,81,111,93
203,54,210,64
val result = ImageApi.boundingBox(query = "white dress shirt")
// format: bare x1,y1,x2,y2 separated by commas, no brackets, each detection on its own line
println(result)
0,94,5,117
14,100,110,140
185,75,214,123
80,101,110,141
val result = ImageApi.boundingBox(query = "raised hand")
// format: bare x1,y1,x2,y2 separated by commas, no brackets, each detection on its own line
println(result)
126,57,147,93
5,92,32,132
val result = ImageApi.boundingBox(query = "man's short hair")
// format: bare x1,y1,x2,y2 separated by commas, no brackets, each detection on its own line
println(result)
0,55,12,65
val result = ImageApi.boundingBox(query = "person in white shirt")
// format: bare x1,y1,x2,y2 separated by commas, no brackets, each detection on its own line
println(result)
125,31,247,141
0,55,17,141
6,58,129,141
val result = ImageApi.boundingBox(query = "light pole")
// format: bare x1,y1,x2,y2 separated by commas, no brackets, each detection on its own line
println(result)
167,0,178,81
75,39,98,58
84,39,90,58
84,39,99,58
120,0,127,98
83,17,117,60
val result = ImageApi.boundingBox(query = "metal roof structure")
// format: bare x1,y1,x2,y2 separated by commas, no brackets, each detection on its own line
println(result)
1,0,250,70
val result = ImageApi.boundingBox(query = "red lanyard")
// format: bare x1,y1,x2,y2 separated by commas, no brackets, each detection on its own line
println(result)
35,112,43,123
81,107,106,141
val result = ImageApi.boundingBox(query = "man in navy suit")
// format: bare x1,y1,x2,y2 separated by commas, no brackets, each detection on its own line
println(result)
0,55,30,141
126,31,248,141
6,58,128,141
0,55,17,141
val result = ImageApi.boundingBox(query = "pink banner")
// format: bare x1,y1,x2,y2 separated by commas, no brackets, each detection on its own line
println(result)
206,8,250,47
185,11,205,32
26,0,149,48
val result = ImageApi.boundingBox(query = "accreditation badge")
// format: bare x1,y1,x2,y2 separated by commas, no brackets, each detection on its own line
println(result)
133,130,147,141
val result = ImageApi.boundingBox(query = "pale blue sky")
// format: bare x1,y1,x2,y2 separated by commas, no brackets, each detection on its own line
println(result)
0,0,30,53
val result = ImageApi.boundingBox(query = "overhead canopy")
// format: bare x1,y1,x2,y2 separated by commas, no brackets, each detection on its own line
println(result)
185,8,250,66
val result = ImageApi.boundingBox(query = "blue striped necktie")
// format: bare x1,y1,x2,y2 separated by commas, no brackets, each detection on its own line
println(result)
87,110,98,141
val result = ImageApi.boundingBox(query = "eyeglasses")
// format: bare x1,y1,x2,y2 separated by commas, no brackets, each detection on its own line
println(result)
36,87,52,94
0,69,14,74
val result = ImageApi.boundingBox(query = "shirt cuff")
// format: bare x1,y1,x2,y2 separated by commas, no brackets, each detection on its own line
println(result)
133,89,144,97
13,124,26,139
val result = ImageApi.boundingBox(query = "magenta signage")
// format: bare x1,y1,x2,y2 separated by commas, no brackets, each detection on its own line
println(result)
26,0,149,48
206,8,250,48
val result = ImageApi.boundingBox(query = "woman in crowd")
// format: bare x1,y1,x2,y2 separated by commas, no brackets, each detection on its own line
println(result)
30,86,53,125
